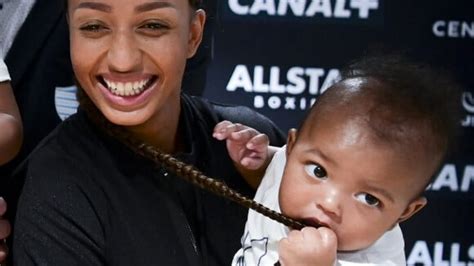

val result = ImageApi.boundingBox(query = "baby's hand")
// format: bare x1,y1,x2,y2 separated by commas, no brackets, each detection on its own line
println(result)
213,120,270,170
278,227,337,266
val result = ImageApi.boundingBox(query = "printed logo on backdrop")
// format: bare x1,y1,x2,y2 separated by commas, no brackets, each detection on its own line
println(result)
433,20,474,39
224,0,383,25
226,64,340,111
55,86,79,121
407,240,474,265
462,92,474,127
427,164,474,194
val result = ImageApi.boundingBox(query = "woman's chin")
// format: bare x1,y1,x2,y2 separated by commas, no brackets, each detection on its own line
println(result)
102,109,150,127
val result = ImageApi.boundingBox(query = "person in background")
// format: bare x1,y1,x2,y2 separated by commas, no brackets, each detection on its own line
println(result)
0,0,25,248
214,55,461,265
0,58,22,261
0,61,22,166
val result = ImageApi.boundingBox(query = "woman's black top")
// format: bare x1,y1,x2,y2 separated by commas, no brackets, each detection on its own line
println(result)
12,94,285,266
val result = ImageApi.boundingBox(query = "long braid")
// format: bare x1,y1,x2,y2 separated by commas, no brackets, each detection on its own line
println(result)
78,90,309,230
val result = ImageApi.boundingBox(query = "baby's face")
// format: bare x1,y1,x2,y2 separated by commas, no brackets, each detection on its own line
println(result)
279,103,429,251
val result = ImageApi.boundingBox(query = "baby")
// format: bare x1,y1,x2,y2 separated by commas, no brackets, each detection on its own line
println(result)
213,55,460,265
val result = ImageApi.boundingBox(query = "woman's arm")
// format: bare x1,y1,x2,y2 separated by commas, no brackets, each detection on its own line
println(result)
0,59,22,165
14,155,106,265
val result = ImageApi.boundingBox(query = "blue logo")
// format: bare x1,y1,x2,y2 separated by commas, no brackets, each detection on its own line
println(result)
55,86,79,121
462,92,474,114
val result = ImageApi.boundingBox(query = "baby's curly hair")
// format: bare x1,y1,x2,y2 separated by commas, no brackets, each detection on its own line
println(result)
303,54,462,186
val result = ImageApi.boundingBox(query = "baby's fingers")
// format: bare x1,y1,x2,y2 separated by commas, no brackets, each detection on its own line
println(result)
230,128,260,142
240,156,266,170
246,133,269,151
316,227,338,249
213,121,245,140
213,120,232,139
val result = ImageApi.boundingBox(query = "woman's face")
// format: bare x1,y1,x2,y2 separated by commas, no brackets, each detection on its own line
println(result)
68,0,205,126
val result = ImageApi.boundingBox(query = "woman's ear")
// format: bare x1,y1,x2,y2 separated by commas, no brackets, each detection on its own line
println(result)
398,196,427,223
286,128,297,158
187,9,206,58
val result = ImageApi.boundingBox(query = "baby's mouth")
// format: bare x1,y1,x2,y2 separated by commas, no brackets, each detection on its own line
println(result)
99,76,157,97
301,217,329,229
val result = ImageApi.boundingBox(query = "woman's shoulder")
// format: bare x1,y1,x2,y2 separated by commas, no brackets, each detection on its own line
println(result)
184,94,270,122
22,111,106,178
183,94,286,145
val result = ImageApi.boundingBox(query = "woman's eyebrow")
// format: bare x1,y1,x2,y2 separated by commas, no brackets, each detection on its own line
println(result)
135,1,175,13
75,2,112,13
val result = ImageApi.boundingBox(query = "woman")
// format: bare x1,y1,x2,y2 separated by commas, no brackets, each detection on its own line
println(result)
12,0,284,265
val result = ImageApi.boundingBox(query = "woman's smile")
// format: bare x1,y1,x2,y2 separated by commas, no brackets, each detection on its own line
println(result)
98,75,159,109
101,76,156,97
97,74,159,109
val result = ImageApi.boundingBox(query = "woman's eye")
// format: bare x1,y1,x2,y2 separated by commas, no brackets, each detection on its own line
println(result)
355,193,380,207
141,22,165,30
80,24,105,32
137,21,169,36
304,164,327,180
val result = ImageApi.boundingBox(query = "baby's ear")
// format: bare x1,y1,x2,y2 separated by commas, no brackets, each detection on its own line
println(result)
398,197,427,223
286,128,297,158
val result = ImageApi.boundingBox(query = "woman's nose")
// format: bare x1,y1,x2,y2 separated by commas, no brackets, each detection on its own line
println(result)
107,31,141,72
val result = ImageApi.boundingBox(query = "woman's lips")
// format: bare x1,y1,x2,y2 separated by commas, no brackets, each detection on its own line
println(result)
97,75,159,108
100,76,157,97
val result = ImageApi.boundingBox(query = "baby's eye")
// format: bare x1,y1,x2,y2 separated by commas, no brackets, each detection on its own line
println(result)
304,164,327,180
355,193,380,207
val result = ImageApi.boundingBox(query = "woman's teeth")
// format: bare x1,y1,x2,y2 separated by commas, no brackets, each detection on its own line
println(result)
103,78,150,96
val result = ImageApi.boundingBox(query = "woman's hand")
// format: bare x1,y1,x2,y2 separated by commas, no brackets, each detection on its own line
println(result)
278,227,337,266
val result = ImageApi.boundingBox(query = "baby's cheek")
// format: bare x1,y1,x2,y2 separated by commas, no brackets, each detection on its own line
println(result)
278,183,300,217
336,213,385,251
337,230,378,251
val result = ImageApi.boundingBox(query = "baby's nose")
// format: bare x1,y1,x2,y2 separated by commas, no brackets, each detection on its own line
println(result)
317,189,342,220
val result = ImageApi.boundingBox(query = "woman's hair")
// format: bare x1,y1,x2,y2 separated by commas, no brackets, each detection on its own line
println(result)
77,89,308,230
189,0,203,9
64,0,203,9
